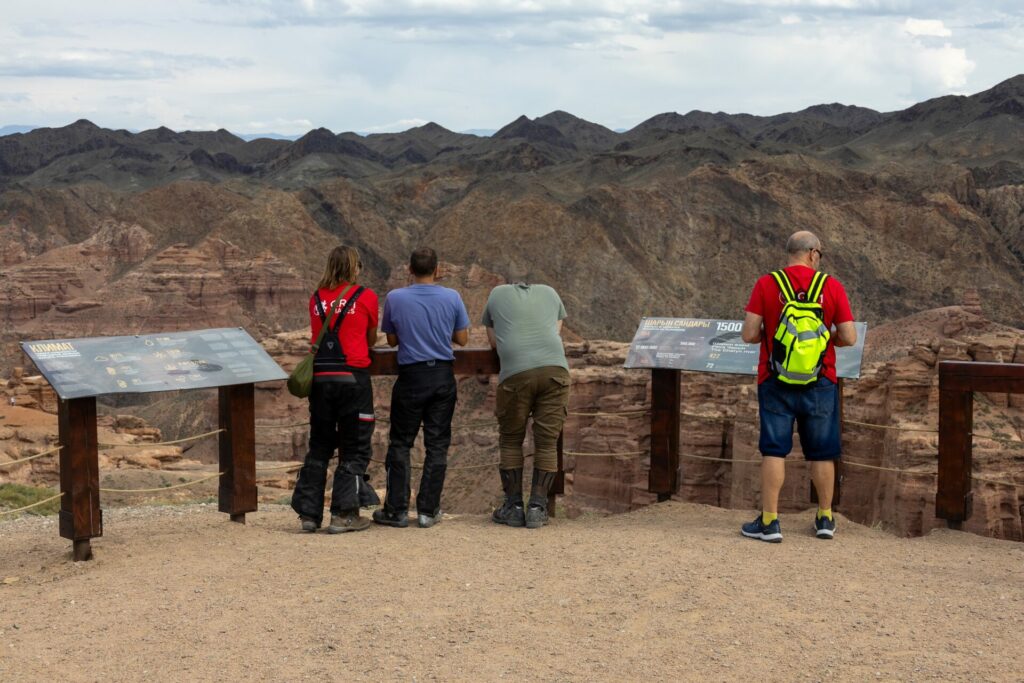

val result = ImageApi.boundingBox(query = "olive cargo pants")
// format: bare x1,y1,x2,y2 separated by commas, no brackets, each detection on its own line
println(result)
495,366,570,472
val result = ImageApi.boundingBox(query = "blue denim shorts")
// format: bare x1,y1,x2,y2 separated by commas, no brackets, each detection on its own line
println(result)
757,376,841,460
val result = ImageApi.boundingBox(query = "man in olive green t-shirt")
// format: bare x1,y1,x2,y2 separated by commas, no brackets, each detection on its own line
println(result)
481,282,570,529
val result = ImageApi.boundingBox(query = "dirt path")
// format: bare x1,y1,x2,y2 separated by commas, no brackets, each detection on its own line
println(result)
1,502,1022,682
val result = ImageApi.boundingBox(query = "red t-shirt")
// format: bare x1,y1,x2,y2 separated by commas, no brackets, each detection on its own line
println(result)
745,265,853,384
309,283,379,369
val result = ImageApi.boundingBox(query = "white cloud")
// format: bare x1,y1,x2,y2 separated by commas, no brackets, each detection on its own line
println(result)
360,118,431,133
913,43,975,88
0,1,1017,133
904,18,953,37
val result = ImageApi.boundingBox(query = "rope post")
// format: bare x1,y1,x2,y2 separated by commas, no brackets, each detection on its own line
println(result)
218,383,257,524
649,368,681,502
58,397,102,561
548,430,564,515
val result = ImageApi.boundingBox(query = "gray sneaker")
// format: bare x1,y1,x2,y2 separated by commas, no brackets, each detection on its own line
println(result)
525,504,549,529
327,510,370,534
417,509,442,528
299,515,318,533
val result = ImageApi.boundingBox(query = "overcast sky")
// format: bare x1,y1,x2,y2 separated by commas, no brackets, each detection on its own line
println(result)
1,1,1022,135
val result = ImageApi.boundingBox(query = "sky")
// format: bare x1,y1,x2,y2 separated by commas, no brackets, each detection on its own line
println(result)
1,0,1022,135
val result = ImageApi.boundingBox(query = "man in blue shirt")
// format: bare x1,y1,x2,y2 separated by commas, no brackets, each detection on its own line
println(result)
373,247,470,529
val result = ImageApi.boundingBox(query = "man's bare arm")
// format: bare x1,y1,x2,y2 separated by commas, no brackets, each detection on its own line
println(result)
385,332,399,348
834,321,857,348
486,327,497,349
452,328,468,347
741,312,763,344
366,326,379,347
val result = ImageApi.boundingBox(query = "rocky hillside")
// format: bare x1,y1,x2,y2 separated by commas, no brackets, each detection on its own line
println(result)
3,77,1024,372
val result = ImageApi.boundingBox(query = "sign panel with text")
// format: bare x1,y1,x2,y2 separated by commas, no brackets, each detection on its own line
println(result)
624,317,867,378
21,328,287,399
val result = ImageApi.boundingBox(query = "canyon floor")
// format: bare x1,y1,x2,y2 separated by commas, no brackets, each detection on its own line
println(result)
1,501,1021,682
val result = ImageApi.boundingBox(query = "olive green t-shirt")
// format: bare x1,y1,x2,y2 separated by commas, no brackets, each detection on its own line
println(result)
481,283,568,383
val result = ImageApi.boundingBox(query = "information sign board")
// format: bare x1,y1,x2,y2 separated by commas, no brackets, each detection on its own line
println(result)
21,328,287,399
624,318,868,378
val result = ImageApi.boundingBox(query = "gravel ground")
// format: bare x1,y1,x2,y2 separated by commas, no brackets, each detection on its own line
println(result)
1,501,1022,682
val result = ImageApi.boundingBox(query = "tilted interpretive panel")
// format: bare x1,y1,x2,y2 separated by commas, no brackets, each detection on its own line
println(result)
21,328,287,399
624,317,868,378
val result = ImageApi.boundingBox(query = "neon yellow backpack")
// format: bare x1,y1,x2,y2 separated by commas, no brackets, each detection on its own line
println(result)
770,270,830,386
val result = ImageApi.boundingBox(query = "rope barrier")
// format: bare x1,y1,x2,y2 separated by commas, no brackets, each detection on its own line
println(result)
569,410,650,418
973,475,1023,488
255,421,308,429
680,452,760,464
0,444,62,467
255,419,498,430
843,420,936,434
842,460,935,475
564,449,646,457
844,419,1022,446
369,457,500,471
97,428,225,449
255,462,303,472
99,472,223,493
0,491,64,516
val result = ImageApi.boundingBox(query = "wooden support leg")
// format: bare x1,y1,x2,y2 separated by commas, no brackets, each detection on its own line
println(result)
548,431,564,516
649,369,681,502
73,540,92,562
58,397,102,562
936,387,973,528
218,384,258,521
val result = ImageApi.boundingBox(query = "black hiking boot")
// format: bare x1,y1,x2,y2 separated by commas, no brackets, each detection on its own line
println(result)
492,468,525,527
525,468,556,529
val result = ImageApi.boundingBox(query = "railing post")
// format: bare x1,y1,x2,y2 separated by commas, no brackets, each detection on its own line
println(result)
649,368,681,501
58,396,102,561
936,367,973,529
218,383,257,523
549,430,564,516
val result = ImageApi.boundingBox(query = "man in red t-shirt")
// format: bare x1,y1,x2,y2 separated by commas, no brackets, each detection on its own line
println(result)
739,231,857,542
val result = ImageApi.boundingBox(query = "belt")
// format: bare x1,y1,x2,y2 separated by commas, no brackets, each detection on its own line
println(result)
399,359,454,369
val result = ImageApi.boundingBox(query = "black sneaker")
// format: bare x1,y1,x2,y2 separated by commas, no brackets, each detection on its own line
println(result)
814,515,836,539
372,508,409,528
741,514,783,543
492,500,526,527
299,515,318,533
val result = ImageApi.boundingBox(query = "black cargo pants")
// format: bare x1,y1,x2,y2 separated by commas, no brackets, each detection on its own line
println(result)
291,375,378,527
382,361,458,516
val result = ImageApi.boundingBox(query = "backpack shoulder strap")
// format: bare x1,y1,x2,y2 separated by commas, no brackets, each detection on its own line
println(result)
770,270,796,303
313,290,328,323
807,272,829,304
329,285,365,333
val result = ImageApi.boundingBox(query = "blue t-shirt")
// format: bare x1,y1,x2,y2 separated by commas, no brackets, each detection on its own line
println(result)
381,284,471,365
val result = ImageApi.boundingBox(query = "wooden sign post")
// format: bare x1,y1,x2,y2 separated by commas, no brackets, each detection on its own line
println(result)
936,361,1024,528
58,397,103,561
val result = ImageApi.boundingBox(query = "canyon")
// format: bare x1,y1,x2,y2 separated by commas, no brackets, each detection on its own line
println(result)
2,77,1024,538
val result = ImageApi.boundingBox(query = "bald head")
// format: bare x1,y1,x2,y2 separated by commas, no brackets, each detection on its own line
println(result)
786,231,820,254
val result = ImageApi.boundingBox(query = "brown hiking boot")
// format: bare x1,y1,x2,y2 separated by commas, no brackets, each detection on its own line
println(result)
327,509,370,534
